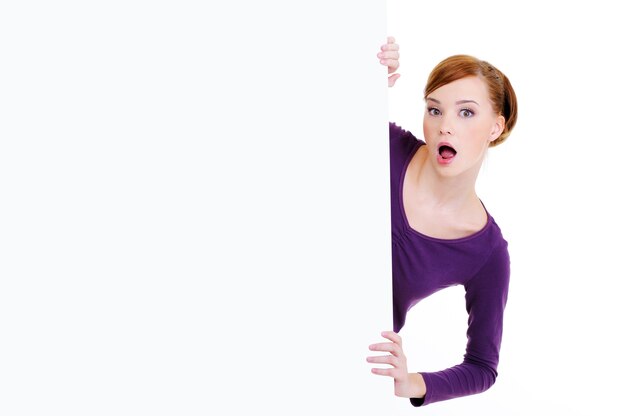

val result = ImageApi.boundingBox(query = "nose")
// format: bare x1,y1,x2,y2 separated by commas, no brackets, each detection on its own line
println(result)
439,116,454,136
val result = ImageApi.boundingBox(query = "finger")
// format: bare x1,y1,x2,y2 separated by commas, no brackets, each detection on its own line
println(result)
379,59,399,69
380,43,399,52
388,73,401,88
377,50,399,60
381,331,403,346
366,355,399,366
369,342,400,355
387,36,395,44
370,367,400,377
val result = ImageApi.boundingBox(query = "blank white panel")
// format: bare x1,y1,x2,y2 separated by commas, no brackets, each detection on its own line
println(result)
0,2,393,415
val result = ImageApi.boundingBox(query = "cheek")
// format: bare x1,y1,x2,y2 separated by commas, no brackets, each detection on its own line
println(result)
465,120,492,143
422,118,437,141
463,124,492,155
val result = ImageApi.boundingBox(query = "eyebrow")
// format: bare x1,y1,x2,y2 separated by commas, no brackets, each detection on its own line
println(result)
426,98,480,106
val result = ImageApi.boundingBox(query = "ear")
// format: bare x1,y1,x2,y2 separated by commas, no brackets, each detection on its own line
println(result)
488,114,506,143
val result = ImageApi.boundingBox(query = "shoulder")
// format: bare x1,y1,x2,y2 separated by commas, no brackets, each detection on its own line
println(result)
389,122,424,158
459,214,510,285
486,217,509,263
389,122,407,137
466,226,510,296
389,122,419,142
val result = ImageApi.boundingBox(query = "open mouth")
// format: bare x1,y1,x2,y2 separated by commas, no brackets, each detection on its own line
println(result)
438,144,457,160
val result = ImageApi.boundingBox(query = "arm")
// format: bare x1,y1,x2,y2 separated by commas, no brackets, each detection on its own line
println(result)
368,244,510,406
413,244,511,406
378,36,400,87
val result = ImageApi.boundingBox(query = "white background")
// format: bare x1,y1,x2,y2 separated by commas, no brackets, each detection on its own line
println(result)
387,0,626,414
1,1,624,415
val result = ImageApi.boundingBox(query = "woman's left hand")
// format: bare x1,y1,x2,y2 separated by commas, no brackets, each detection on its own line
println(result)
377,36,400,87
367,331,426,399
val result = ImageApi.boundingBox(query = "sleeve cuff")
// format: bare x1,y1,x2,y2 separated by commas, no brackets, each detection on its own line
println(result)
410,397,425,407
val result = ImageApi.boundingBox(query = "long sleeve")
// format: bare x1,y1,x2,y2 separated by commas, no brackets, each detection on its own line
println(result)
410,242,510,406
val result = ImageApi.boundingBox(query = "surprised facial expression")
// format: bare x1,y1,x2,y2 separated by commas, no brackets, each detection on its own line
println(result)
422,76,504,176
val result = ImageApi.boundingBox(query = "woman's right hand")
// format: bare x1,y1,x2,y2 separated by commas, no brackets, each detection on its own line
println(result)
377,36,400,87
367,331,426,399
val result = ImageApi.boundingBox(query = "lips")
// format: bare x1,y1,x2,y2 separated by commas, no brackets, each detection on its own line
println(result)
437,142,457,165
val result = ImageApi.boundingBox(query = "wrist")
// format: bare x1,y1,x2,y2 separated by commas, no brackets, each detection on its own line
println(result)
409,373,427,398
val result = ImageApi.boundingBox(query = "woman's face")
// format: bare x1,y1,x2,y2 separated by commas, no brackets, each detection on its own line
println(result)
422,76,504,177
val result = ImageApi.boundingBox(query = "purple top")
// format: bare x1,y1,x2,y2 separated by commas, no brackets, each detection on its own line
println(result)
389,123,510,407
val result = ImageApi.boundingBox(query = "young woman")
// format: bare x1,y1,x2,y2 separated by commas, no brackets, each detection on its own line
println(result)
367,37,518,407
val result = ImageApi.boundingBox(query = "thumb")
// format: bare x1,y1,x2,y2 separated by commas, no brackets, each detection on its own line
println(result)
388,73,401,88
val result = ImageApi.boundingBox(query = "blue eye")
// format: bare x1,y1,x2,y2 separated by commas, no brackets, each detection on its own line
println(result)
459,108,474,118
427,107,441,116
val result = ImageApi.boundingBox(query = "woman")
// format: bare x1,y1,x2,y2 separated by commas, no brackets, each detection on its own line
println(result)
367,37,518,407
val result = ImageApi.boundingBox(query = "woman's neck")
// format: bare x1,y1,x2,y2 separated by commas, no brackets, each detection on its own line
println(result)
415,147,483,210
